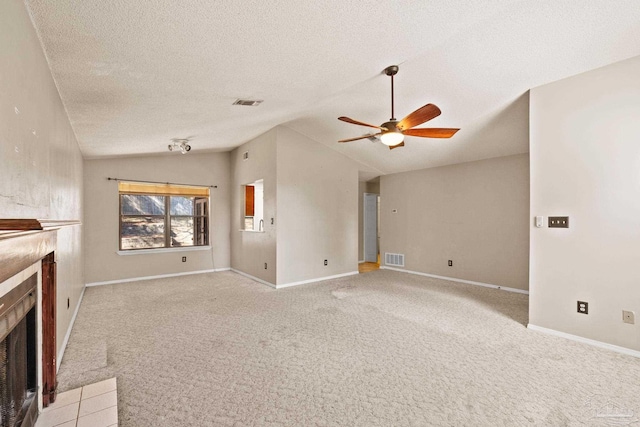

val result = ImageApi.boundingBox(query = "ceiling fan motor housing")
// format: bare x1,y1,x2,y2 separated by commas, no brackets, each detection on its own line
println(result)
381,120,400,133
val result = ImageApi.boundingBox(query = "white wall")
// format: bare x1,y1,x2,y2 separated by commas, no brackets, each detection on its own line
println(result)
83,153,231,283
529,55,640,351
380,154,530,290
276,126,359,285
230,129,278,284
0,0,84,356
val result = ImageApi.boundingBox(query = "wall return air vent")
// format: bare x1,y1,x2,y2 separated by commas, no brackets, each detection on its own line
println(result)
385,253,405,267
233,99,263,106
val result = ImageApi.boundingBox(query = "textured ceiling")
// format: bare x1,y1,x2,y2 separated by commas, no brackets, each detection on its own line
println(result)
25,0,640,176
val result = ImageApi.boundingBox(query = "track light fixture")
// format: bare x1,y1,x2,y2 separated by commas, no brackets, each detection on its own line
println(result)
168,139,191,154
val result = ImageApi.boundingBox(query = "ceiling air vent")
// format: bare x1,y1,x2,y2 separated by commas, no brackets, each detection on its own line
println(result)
233,99,263,106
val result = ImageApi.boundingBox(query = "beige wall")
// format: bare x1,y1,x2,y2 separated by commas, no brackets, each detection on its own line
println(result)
0,0,84,356
230,129,278,284
276,126,359,285
529,55,640,351
83,153,231,283
366,178,380,195
380,154,529,290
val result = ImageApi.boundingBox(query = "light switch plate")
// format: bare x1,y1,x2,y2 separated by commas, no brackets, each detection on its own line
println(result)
549,216,569,228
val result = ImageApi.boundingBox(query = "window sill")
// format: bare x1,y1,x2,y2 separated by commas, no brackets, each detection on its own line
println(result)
117,246,211,256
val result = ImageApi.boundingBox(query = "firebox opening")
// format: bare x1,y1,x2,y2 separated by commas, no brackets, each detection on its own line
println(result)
0,273,38,427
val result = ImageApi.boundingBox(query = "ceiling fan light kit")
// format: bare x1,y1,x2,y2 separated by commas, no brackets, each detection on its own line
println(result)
379,119,404,146
380,129,404,146
338,65,459,149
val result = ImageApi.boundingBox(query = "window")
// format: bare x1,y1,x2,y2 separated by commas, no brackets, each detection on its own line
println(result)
119,182,209,250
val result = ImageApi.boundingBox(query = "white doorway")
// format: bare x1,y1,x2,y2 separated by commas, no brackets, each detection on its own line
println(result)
364,193,378,263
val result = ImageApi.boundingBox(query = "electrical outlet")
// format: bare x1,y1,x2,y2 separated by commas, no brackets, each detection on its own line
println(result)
264,263,267,269
271,218,274,225
182,256,187,262
623,310,635,324
448,260,453,267
577,301,588,314
324,259,328,266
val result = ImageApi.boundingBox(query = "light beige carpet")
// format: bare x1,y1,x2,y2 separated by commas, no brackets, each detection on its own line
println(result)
58,270,640,426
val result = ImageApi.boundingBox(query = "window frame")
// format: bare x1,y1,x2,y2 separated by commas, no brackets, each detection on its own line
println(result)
118,183,210,251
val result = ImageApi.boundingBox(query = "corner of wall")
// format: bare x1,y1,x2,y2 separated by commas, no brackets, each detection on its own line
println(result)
529,55,640,352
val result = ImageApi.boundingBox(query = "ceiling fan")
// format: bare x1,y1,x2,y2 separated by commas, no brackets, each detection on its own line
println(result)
338,65,459,150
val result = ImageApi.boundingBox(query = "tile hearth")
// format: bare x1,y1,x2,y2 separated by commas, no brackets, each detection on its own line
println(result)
35,378,118,427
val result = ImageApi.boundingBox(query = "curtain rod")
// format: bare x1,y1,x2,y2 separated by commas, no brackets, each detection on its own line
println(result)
107,177,217,188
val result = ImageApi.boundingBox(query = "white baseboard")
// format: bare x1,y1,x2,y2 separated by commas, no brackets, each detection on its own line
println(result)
230,269,276,288
379,266,529,295
358,260,365,264
57,286,85,370
527,324,640,359
85,268,230,287
276,271,359,289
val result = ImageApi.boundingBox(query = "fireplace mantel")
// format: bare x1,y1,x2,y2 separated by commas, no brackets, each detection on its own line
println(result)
0,219,80,284
0,219,81,232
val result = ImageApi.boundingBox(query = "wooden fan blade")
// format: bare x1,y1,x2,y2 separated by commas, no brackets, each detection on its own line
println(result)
338,133,381,143
338,117,385,130
397,104,441,131
389,141,405,150
402,128,460,138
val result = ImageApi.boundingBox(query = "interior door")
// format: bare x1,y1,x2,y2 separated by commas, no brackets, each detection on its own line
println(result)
364,193,378,262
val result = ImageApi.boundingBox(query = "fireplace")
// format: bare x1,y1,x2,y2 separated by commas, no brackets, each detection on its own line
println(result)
0,274,37,427
0,220,74,427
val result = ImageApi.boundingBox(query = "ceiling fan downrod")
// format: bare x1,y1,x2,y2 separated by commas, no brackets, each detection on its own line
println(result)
384,65,399,121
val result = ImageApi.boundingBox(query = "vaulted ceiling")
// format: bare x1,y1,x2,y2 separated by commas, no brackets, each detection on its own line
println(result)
26,0,640,177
